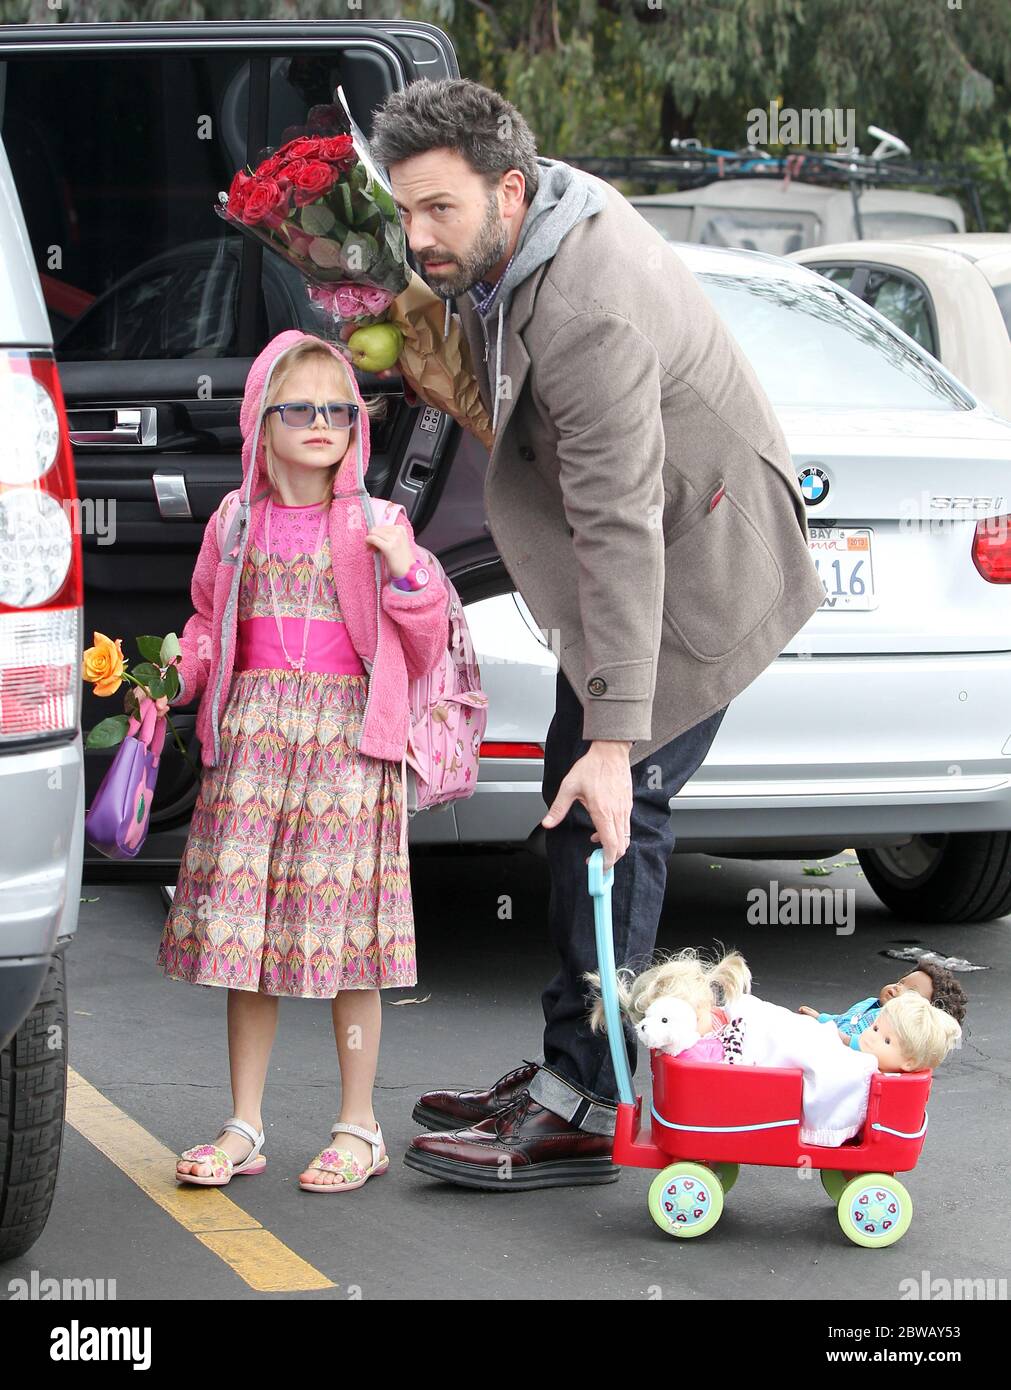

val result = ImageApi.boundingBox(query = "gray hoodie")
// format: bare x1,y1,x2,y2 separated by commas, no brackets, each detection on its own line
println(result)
437,156,607,435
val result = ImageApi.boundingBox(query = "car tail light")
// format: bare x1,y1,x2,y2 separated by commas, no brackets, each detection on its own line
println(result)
480,742,545,759
972,514,1011,583
0,351,82,741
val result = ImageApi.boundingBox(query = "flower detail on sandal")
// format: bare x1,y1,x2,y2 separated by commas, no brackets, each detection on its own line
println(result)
179,1144,231,1179
308,1148,369,1183
299,1120,389,1193
176,1117,267,1187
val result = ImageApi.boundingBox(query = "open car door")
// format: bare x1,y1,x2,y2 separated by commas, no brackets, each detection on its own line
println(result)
0,17,499,871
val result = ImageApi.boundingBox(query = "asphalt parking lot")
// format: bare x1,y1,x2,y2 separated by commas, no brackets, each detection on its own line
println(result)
4,847,1006,1302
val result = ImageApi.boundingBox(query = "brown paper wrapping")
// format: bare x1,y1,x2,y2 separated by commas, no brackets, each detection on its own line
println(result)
385,270,495,451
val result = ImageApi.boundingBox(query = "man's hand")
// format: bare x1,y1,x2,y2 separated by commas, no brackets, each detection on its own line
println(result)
541,739,633,870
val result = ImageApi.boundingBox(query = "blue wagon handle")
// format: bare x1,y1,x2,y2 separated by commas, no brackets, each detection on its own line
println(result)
588,848,636,1107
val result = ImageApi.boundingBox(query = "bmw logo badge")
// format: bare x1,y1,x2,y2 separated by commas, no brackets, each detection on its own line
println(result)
798,466,829,506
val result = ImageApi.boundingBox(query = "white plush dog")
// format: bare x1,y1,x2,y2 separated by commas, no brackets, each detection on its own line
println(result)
636,997,701,1056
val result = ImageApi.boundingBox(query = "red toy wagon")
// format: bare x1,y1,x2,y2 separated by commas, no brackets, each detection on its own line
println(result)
588,850,931,1247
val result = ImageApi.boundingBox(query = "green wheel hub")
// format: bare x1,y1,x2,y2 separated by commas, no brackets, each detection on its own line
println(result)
837,1173,912,1248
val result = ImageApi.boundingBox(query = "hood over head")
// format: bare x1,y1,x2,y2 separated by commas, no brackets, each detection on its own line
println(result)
239,329,374,506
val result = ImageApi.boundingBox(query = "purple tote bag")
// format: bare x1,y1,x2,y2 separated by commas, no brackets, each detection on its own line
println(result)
84,696,168,860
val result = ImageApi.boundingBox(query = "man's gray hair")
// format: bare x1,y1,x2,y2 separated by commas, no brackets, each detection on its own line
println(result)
369,77,540,203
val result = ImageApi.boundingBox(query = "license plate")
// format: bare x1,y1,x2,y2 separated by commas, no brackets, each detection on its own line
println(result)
808,527,876,610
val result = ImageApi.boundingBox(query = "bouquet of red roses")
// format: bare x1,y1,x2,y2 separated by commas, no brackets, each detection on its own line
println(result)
215,100,410,367
215,95,494,446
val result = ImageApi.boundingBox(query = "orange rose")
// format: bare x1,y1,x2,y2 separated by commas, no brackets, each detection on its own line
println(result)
82,632,126,697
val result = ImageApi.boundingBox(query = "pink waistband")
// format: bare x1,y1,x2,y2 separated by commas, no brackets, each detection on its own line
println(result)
235,616,366,676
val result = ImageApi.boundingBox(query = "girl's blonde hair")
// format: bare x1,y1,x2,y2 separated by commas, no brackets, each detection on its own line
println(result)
585,947,752,1035
879,991,962,1071
262,339,387,490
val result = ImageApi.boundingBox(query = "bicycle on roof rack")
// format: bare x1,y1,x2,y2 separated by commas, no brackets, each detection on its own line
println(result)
562,135,986,235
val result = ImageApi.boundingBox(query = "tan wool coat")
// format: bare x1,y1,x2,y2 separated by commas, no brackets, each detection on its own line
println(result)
391,174,826,767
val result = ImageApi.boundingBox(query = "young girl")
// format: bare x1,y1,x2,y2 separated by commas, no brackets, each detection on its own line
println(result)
156,329,449,1193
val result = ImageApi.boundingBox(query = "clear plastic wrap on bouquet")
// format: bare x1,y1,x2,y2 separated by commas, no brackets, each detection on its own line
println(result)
214,89,410,335
214,87,495,447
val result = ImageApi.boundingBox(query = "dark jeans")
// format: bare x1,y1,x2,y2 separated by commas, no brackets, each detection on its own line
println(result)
526,669,729,1134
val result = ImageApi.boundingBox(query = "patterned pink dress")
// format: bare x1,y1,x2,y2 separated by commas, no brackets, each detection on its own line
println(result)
156,499,417,998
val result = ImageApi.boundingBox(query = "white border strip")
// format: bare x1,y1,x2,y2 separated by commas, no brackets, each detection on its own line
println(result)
650,1104,799,1134
870,1114,928,1140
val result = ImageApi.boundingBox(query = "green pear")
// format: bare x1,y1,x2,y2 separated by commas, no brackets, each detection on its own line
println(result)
347,322,404,373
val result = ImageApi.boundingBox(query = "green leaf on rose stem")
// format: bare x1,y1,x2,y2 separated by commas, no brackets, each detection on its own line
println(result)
384,218,406,260
85,714,130,750
163,665,180,700
349,162,366,191
369,253,393,286
130,662,165,698
309,236,344,270
338,181,355,225
341,230,377,274
371,182,396,219
358,206,381,236
301,202,336,236
136,635,164,663
159,631,181,665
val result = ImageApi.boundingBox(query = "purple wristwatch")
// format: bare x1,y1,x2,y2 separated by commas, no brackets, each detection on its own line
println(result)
391,558,431,591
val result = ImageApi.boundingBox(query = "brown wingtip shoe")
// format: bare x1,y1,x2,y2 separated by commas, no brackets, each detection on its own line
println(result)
411,1061,541,1131
404,1092,619,1191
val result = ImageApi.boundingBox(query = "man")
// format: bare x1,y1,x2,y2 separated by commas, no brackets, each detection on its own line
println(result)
368,78,826,1190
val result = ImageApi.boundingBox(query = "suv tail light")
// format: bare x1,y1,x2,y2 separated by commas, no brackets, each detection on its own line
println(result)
0,352,82,741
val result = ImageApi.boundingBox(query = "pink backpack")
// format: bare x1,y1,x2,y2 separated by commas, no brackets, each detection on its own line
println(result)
366,496,488,817
215,489,488,819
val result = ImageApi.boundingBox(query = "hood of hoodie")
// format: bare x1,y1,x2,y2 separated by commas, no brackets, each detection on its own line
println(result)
436,156,608,435
239,329,374,507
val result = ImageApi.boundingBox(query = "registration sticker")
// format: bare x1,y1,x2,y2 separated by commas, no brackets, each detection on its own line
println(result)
809,528,876,610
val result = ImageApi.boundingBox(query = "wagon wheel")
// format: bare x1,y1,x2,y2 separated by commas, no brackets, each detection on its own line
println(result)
708,1161,740,1194
837,1173,912,1248
647,1162,724,1239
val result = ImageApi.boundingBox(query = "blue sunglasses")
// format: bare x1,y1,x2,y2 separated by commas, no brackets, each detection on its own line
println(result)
265,401,359,430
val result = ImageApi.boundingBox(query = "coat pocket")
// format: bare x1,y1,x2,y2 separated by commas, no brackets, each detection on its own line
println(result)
662,485,783,662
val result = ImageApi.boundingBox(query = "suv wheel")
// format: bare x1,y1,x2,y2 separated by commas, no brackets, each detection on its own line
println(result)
0,951,68,1261
857,832,1011,924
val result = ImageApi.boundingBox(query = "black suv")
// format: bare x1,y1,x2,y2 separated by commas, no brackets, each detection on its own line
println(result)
0,16,508,880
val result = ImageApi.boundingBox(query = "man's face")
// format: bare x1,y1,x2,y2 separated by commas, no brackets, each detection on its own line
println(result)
878,970,933,1006
390,148,512,299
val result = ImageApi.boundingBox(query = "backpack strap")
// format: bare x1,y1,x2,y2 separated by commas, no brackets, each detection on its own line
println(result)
368,495,405,529
216,487,270,559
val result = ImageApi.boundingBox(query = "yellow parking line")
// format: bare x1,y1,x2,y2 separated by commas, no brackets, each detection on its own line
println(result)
66,1068,334,1292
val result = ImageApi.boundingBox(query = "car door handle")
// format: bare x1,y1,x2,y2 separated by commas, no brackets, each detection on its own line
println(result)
68,406,158,447
152,472,192,520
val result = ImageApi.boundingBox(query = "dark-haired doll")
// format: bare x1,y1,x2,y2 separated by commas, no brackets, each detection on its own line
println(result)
798,959,968,1047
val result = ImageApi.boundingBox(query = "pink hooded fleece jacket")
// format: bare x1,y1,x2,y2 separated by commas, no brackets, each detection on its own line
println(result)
171,329,450,849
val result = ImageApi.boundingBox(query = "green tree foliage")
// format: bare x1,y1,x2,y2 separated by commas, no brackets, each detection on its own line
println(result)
4,0,1007,224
